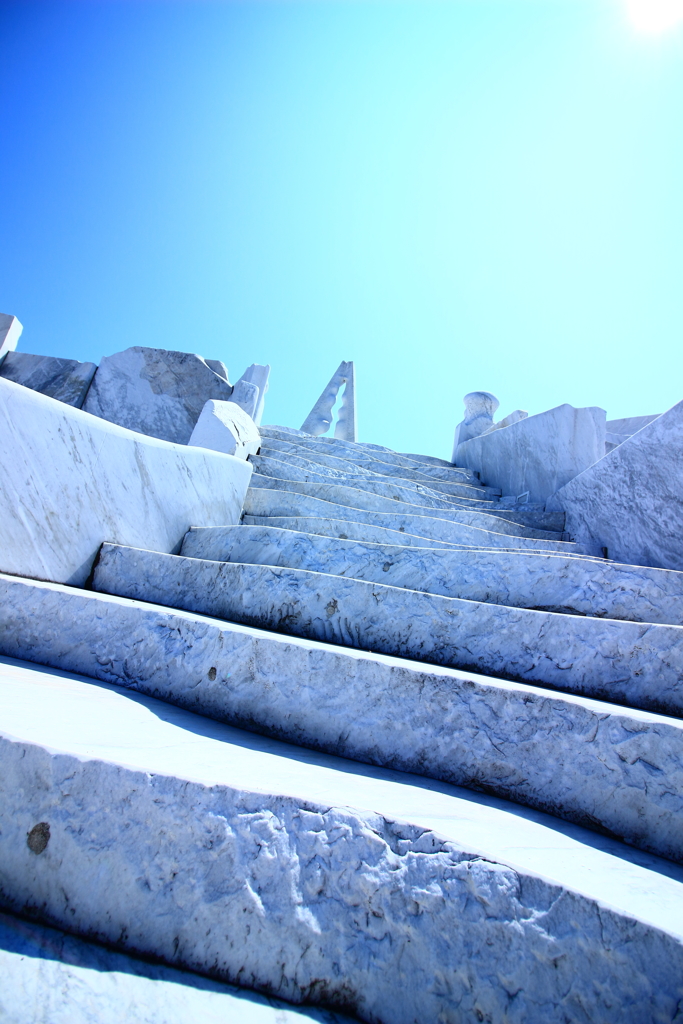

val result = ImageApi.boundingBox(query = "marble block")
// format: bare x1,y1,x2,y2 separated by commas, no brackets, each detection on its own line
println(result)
93,544,683,716
83,346,234,443
189,399,261,460
2,659,683,1024
236,363,271,425
452,391,499,455
227,379,259,418
0,910,349,1024
300,362,353,437
456,403,606,504
0,313,22,367
548,398,683,570
4,578,683,862
0,351,97,407
481,409,528,435
0,378,252,585
607,414,660,436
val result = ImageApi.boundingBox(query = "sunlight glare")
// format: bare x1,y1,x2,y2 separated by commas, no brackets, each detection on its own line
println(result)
626,0,683,33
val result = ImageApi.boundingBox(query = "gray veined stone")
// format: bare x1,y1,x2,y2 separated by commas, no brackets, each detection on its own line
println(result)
0,313,22,368
227,378,260,418
0,351,97,407
83,346,235,443
300,361,356,440
180,524,683,626
92,543,683,717
235,363,271,425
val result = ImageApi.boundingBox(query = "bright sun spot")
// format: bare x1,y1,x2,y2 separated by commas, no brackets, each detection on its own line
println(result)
626,0,683,33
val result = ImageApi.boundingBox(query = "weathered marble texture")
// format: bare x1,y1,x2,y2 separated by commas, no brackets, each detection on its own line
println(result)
607,414,660,436
399,452,454,468
300,361,353,437
249,477,565,541
452,391,500,453
181,524,683,625
0,379,252,585
227,378,259,418
259,440,490,498
4,578,683,861
549,399,683,572
234,363,271,425
456,404,606,504
241,518,565,555
3,660,683,1024
250,456,497,509
189,399,261,460
0,351,97,407
83,346,234,443
261,426,476,484
244,488,579,552
0,313,22,367
0,910,350,1024
334,361,356,441
93,544,683,716
481,408,528,435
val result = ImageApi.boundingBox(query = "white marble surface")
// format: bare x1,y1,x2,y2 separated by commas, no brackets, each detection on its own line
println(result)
0,313,22,367
93,544,683,716
181,524,683,625
451,391,499,455
235,364,270,425
83,346,234,443
250,454,496,508
549,399,683,571
0,910,351,1024
0,378,252,585
248,479,567,541
4,576,683,861
2,658,683,1024
242,516,458,548
244,488,579,552
227,378,259,418
0,351,97,407
300,361,353,437
456,403,606,504
189,398,261,460
606,414,660,435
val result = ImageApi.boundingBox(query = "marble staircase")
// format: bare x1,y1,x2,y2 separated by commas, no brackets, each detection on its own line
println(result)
4,423,683,1021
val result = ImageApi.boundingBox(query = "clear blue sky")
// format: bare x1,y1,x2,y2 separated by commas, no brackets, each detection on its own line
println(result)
1,0,682,457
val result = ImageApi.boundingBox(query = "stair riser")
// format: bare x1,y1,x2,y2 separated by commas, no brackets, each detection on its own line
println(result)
93,547,683,718
4,574,683,861
181,526,683,626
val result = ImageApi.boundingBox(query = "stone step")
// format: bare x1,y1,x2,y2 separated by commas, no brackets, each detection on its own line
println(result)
93,544,683,717
259,437,485,490
398,452,455,468
257,444,500,500
259,426,478,485
3,656,683,1024
181,525,683,626
0,908,351,1024
250,457,498,510
4,575,683,862
246,483,570,545
243,489,581,552
240,516,578,554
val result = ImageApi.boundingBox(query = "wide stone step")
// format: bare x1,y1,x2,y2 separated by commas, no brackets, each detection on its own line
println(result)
0,908,351,1024
250,477,565,540
245,486,574,548
3,656,683,1024
240,515,571,553
4,575,683,861
250,457,498,510
260,426,478,485
258,437,486,490
93,544,683,717
256,446,499,501
181,525,683,626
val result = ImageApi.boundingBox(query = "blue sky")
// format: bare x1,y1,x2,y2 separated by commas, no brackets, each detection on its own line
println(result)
1,0,682,457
